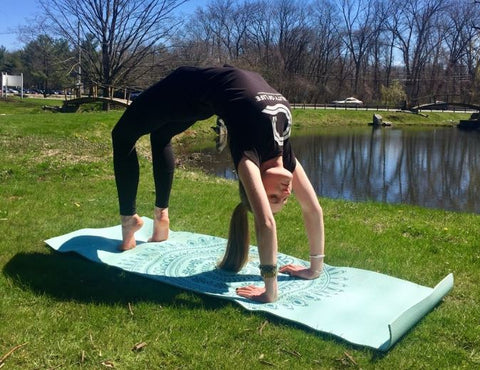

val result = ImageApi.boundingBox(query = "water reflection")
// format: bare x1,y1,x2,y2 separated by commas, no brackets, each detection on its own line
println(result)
195,127,480,213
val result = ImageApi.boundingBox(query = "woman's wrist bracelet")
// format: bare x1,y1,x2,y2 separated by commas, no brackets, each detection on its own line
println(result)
310,254,325,259
259,264,277,278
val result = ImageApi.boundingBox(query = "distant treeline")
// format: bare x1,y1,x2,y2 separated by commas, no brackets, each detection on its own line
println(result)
1,0,479,107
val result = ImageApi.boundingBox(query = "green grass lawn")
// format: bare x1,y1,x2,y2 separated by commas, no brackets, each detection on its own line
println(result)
0,98,478,368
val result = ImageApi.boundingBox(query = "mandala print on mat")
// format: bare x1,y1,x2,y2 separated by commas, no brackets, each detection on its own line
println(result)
45,220,455,351
257,255,348,311
122,231,349,310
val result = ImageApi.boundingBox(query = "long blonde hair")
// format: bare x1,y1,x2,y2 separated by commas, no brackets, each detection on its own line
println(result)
217,182,251,272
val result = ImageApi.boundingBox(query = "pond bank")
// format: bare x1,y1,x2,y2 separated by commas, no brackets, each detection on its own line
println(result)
176,108,470,146
174,109,471,165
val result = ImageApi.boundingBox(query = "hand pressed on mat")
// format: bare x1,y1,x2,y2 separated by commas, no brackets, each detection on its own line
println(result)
236,277,278,303
280,264,322,279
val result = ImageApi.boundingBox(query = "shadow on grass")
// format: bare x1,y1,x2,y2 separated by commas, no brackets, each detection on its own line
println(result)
3,251,390,356
2,250,229,310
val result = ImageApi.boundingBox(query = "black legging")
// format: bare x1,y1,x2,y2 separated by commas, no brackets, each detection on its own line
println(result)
112,105,194,215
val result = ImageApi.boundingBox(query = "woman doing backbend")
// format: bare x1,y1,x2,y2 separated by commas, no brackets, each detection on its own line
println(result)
112,65,325,303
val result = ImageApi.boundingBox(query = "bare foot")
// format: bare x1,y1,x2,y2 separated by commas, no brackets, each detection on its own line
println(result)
149,207,170,242
119,214,144,251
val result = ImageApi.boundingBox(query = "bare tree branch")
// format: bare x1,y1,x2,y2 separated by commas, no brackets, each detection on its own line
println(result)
39,0,188,95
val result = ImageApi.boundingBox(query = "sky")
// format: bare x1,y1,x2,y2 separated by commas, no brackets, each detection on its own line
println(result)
0,0,40,50
0,0,208,51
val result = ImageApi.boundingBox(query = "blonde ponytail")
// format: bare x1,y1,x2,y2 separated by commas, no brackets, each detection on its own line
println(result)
218,182,252,272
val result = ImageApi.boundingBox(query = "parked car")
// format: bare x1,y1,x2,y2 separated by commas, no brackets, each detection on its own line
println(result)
332,97,364,106
433,100,448,110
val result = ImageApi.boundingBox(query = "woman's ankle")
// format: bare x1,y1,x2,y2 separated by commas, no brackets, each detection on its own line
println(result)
154,207,169,221
119,214,144,250
150,207,170,242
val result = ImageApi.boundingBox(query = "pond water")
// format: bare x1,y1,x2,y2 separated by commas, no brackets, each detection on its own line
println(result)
193,126,480,214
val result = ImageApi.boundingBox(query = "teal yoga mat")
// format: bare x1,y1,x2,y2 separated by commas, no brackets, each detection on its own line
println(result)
45,217,453,351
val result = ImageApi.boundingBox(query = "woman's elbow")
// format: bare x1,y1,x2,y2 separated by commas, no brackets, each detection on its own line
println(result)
302,198,323,216
254,214,277,234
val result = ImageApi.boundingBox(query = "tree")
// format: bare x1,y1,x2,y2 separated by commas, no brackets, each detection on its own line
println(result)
380,80,406,107
387,0,447,106
238,0,277,73
441,0,480,103
191,0,243,64
0,47,5,69
180,0,264,67
39,0,188,98
15,0,477,106
21,35,73,95
0,49,23,75
270,0,312,100
335,0,386,96
307,0,343,102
